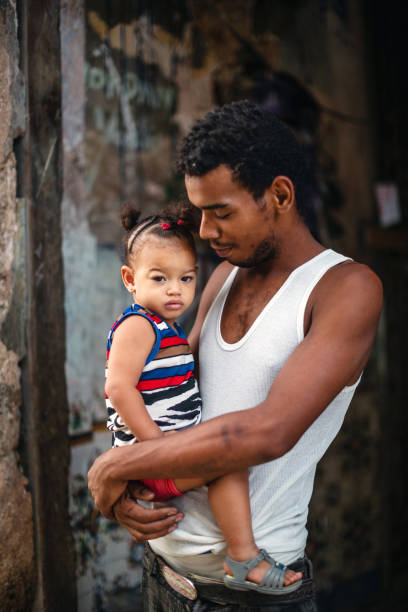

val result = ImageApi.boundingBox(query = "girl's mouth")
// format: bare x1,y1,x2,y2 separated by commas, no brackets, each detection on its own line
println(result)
165,301,183,309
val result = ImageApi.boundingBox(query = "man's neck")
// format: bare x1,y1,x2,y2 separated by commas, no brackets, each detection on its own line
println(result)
248,222,325,279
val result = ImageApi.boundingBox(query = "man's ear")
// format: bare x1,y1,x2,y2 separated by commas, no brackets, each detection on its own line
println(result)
269,176,295,214
121,265,136,294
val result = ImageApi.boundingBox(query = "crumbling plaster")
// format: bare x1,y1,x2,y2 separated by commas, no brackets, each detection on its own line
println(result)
0,2,35,610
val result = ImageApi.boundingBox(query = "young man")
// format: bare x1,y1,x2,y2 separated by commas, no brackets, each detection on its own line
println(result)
88,101,382,610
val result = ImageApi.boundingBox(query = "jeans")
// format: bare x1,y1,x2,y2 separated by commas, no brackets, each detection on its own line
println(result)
141,544,317,611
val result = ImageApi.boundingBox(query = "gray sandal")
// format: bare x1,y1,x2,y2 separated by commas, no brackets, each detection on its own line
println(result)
224,549,302,595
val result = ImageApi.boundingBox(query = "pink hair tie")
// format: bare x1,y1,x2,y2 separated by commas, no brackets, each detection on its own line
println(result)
177,219,184,226
161,222,171,230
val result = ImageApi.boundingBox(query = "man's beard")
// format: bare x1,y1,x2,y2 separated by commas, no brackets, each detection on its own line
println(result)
230,236,279,268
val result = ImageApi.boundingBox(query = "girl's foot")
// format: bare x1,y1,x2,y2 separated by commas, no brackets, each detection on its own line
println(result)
224,550,302,587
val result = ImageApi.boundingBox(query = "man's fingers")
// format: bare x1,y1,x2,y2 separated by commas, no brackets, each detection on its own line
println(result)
130,524,178,541
119,495,182,524
127,481,155,501
115,508,183,534
130,513,182,535
124,520,179,542
113,496,183,541
135,506,182,525
112,489,184,542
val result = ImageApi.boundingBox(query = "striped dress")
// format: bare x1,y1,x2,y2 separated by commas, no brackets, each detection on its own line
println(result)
106,304,202,447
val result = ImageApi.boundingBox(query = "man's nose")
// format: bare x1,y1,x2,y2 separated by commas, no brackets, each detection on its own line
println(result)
199,213,220,240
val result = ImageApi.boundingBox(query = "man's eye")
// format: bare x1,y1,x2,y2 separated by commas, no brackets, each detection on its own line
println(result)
214,212,230,219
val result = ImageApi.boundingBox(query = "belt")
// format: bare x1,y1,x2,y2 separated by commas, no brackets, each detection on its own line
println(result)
143,543,316,607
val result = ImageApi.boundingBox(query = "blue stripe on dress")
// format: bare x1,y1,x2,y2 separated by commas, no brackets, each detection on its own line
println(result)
140,362,195,380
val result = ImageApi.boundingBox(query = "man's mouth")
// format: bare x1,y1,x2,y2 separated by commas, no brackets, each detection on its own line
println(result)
211,244,233,257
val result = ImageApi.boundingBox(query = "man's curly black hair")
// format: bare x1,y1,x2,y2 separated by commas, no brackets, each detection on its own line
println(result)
176,100,308,220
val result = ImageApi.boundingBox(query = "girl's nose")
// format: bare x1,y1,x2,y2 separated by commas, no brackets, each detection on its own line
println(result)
167,282,181,295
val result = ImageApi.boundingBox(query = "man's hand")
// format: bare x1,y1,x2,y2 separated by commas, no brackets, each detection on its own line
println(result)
88,448,127,519
113,481,184,541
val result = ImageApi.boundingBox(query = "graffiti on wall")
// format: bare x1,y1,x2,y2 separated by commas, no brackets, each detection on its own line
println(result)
85,50,177,152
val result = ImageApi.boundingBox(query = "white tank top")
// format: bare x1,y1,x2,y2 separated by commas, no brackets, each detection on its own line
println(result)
151,249,361,574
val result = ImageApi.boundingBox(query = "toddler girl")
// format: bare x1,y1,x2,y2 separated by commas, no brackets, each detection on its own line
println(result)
105,202,302,594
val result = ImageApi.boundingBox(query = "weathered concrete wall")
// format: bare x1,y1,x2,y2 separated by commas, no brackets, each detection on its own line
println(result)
0,2,35,610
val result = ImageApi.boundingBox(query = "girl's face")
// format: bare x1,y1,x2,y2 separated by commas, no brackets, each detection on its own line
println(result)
121,235,197,326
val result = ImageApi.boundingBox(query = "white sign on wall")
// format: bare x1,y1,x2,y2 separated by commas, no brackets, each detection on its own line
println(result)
374,182,402,228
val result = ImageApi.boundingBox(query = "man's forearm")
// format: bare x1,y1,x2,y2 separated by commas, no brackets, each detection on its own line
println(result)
107,403,277,482
89,399,290,516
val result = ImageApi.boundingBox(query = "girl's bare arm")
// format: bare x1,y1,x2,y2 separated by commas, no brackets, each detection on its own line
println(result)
105,316,164,441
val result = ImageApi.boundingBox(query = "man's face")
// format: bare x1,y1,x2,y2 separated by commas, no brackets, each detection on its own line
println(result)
185,165,279,268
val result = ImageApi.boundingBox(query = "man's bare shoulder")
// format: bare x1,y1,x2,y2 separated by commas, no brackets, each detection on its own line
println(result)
312,260,383,323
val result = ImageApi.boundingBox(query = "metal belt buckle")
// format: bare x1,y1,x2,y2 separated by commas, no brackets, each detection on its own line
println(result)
162,563,198,601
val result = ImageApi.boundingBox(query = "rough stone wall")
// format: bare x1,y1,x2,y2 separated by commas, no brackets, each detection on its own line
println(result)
0,2,35,610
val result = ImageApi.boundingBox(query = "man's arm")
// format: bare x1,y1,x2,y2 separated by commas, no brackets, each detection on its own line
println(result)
89,263,382,517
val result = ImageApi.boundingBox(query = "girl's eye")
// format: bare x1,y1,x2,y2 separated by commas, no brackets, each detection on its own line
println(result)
181,276,194,283
152,276,165,282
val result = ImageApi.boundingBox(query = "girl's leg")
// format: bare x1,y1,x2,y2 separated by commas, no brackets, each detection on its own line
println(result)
208,470,302,587
174,472,301,586
208,470,257,559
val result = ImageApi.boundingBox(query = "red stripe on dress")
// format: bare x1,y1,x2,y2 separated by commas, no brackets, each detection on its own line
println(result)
149,314,162,324
160,336,188,348
137,370,193,391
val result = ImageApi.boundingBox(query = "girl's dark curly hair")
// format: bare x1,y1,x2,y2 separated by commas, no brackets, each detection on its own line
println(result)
176,100,307,219
120,201,200,264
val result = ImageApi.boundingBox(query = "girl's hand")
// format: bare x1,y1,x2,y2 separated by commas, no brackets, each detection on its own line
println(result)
164,430,178,436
